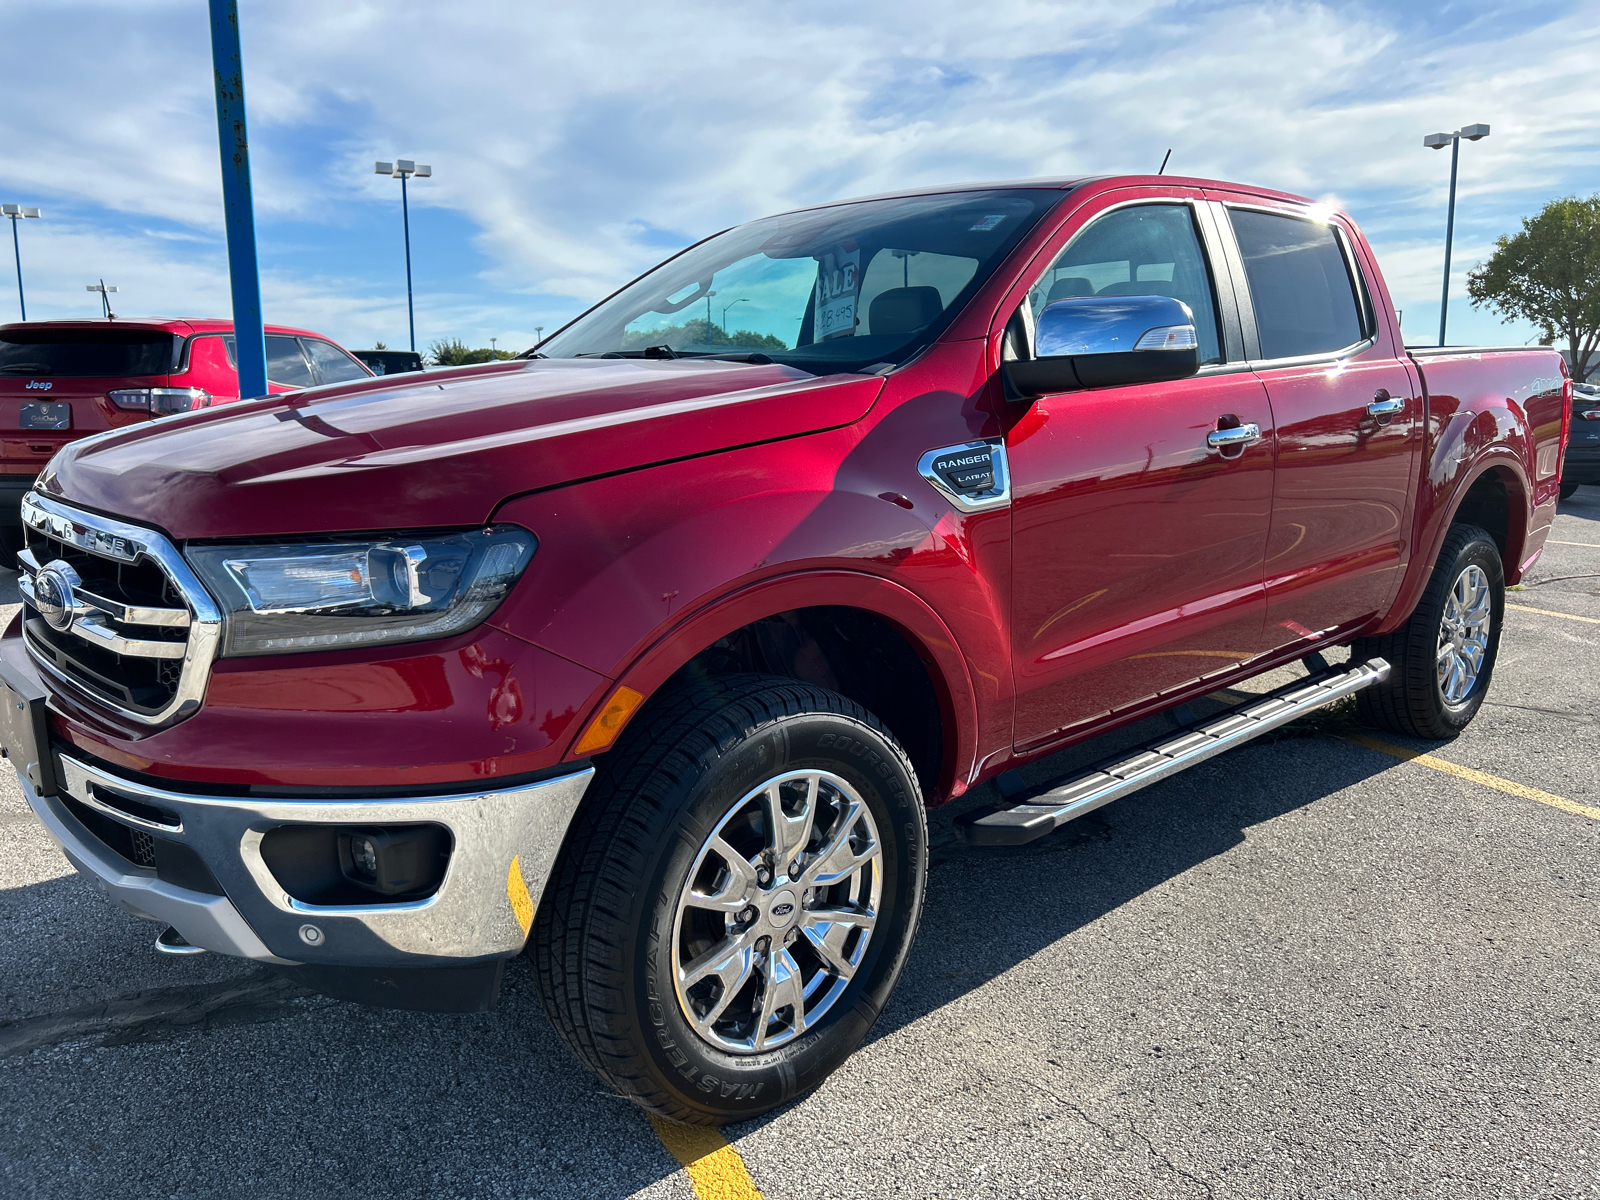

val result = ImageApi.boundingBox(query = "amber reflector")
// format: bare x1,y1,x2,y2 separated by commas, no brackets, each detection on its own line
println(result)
573,685,645,755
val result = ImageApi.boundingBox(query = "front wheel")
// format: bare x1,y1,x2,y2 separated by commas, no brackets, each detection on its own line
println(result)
1355,522,1504,738
533,674,927,1124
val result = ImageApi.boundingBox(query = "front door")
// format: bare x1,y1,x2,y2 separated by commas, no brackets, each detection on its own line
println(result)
1218,203,1419,647
1008,201,1277,750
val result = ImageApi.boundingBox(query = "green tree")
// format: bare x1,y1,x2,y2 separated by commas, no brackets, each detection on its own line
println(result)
427,338,517,366
1468,195,1600,381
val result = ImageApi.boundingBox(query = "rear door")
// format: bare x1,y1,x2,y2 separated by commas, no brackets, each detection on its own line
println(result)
1005,194,1279,750
1210,199,1420,647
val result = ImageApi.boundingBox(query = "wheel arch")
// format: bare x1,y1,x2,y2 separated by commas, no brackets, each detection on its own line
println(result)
569,571,979,805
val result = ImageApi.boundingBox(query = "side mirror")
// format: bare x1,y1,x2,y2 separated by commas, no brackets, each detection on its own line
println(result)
1004,294,1202,398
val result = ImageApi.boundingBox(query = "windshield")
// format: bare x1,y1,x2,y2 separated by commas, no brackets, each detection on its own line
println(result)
0,327,177,377
540,189,1063,374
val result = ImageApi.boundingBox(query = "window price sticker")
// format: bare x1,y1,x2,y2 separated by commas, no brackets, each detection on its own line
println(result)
814,247,861,341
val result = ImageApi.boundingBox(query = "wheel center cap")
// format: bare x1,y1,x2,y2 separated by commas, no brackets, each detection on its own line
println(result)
767,888,799,929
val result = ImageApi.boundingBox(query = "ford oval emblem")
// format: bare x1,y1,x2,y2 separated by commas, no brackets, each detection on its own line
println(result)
772,902,794,917
32,561,81,632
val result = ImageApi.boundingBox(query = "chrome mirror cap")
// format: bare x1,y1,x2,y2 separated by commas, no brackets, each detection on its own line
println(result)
1035,294,1198,358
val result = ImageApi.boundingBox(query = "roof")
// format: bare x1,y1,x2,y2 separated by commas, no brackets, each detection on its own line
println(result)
0,317,339,340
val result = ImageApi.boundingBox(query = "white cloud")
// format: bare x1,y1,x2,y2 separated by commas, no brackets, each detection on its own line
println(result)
0,0,1595,348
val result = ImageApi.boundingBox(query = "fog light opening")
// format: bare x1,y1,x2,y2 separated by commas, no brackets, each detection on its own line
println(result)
338,826,452,898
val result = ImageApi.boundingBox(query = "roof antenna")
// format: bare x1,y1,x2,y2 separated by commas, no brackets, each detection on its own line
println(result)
1157,149,1172,175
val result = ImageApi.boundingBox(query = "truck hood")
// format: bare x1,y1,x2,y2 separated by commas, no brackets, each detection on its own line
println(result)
40,358,884,540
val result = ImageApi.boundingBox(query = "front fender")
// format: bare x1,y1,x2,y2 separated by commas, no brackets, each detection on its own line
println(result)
488,427,1012,798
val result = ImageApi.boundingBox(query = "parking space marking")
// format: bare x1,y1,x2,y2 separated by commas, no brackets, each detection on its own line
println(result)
649,1114,765,1200
1348,734,1600,821
1505,602,1600,625
1547,540,1600,548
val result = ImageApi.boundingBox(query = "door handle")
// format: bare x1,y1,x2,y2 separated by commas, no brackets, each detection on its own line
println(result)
1205,422,1262,452
1367,390,1405,418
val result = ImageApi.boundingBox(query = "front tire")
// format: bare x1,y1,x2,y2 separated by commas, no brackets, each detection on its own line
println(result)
533,673,927,1124
1355,522,1504,738
1560,481,1580,500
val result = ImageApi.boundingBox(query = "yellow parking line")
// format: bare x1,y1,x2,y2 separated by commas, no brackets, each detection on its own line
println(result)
1347,734,1600,821
649,1115,765,1200
1505,602,1600,625
1547,540,1600,548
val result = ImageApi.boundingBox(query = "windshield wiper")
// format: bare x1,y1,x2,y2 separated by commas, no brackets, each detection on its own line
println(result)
0,363,51,374
578,344,680,360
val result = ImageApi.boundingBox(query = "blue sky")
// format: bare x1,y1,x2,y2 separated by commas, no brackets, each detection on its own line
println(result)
0,0,1595,354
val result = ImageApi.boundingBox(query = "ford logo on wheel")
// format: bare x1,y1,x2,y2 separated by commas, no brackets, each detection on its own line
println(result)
772,902,794,917
33,561,81,633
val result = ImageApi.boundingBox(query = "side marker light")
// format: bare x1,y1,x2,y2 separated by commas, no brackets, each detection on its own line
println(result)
574,685,645,755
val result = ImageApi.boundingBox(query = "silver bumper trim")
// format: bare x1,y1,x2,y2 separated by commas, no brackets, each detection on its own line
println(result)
26,754,594,967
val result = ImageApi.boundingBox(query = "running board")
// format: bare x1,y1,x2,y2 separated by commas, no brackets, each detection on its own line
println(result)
956,657,1390,848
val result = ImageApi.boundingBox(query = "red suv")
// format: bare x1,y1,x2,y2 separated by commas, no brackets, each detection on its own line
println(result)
0,318,372,564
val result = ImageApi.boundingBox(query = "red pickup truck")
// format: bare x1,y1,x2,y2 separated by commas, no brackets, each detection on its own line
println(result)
0,318,373,565
0,176,1569,1126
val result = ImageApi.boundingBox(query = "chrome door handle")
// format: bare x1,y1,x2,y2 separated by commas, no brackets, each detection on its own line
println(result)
1367,392,1405,418
1206,422,1262,451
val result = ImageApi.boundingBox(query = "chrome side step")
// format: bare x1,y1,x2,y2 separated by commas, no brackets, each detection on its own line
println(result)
956,657,1390,847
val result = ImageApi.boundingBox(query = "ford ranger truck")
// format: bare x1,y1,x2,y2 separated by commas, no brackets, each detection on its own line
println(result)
0,176,1569,1125
0,318,372,565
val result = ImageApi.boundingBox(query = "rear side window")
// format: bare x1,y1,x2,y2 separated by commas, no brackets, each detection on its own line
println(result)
1229,209,1365,360
265,335,314,387
303,338,369,384
0,328,175,377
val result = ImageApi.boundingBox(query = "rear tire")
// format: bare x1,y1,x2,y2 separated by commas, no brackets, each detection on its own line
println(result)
1560,481,1579,500
1355,522,1504,739
532,673,927,1125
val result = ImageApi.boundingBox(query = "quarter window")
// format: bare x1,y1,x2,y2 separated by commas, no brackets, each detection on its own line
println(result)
303,338,369,384
1228,209,1365,360
264,335,314,388
1026,204,1223,366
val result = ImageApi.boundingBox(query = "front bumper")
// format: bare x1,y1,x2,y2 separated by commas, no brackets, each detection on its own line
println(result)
22,752,592,969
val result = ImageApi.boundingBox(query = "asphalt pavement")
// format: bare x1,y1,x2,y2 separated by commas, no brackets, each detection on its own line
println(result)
2,493,1598,1199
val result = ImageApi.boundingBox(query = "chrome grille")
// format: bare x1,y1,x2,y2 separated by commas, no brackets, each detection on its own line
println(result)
18,493,222,726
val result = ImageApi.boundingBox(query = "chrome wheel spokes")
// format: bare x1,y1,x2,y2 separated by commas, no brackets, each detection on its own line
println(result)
1437,563,1493,706
672,769,882,1053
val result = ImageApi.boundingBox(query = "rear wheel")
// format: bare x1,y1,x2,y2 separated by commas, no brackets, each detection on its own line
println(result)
532,673,927,1124
1355,522,1503,738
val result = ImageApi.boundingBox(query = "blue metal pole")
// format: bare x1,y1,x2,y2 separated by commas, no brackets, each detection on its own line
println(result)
1438,135,1460,348
401,173,415,353
9,219,23,321
207,0,268,399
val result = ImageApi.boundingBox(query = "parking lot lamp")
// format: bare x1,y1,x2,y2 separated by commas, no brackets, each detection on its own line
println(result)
2,206,40,320
722,298,749,334
375,160,431,353
1424,123,1490,347
85,280,118,318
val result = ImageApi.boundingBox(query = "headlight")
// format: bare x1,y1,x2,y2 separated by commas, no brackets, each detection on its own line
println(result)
186,525,536,657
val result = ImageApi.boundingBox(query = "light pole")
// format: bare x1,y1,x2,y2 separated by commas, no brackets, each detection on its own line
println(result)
86,280,118,318
534,325,544,347
2,205,41,321
375,159,432,352
704,289,717,342
489,337,497,358
1424,123,1490,347
721,298,749,334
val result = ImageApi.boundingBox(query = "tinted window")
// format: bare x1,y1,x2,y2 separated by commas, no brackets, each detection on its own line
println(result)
0,328,174,377
304,339,369,384
1028,205,1222,365
265,335,314,387
1229,209,1364,360
541,189,1062,374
